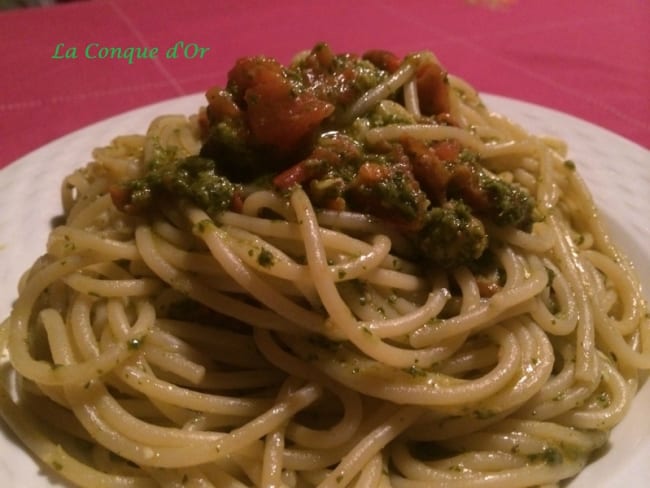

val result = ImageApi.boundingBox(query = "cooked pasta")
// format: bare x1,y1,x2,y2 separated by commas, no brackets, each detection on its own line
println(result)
1,44,648,488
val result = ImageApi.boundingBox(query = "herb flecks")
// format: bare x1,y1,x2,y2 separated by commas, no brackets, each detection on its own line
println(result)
257,247,275,268
527,447,564,465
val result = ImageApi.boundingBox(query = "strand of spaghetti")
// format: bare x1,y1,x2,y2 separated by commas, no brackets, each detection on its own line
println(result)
75,383,229,447
261,428,285,488
134,225,310,334
63,273,164,297
42,307,238,468
214,225,309,280
409,258,547,346
193,383,322,467
68,381,320,468
528,259,578,336
143,115,201,161
535,139,561,211
286,324,522,406
556,355,634,430
390,443,586,487
139,342,206,384
8,256,158,386
360,288,449,338
144,466,216,487
365,124,484,150
315,211,415,257
106,298,145,339
67,194,115,228
407,319,553,433
447,74,478,102
45,315,229,449
149,232,230,277
453,267,481,312
504,420,607,451
290,187,468,367
434,343,499,377
285,389,364,450
353,453,384,488
240,189,295,219
91,134,145,177
49,226,140,260
403,79,420,116
291,187,534,399
69,293,102,359
217,210,417,274
261,379,299,488
65,179,112,223
468,319,553,412
583,249,644,335
564,162,629,261
85,262,134,279
339,55,419,125
155,320,269,369
254,329,366,449
284,400,407,473
185,207,329,334
402,442,526,474
342,283,416,322
479,141,541,159
516,343,594,420
41,308,77,364
102,299,205,383
548,213,598,382
62,168,91,207
190,464,253,488
118,365,271,416
318,405,423,488
0,385,156,487
222,225,398,286
359,268,427,292
592,309,650,370
151,219,199,249
443,429,547,456
487,221,555,253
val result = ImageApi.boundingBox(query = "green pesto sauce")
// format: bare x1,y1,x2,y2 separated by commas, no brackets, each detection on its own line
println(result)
564,159,576,170
527,447,564,465
126,155,237,215
402,364,428,377
416,200,488,268
257,247,275,268
480,173,535,229
117,44,538,270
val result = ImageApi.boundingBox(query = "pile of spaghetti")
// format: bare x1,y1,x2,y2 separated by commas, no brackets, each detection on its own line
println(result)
1,44,648,488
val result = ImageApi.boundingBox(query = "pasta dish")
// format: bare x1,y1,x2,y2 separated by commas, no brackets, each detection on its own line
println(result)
0,44,648,488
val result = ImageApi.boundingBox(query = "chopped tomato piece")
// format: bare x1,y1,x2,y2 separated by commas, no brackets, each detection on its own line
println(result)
109,184,131,212
225,55,335,152
357,161,390,184
363,50,401,73
416,61,451,116
245,81,334,150
402,136,452,205
273,161,310,189
433,140,461,162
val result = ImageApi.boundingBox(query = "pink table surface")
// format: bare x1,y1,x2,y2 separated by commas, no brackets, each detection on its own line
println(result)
0,0,648,171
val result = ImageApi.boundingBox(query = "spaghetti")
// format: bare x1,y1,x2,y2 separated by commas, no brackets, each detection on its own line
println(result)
1,44,648,488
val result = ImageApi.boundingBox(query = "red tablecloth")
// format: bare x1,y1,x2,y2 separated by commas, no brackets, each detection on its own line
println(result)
1,0,648,170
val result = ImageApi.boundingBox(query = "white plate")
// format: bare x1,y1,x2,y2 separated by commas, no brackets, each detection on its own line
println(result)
0,94,648,486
